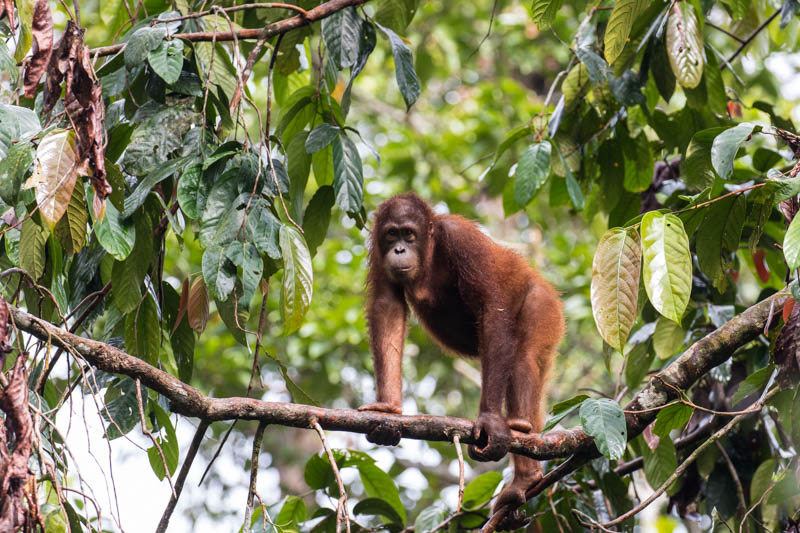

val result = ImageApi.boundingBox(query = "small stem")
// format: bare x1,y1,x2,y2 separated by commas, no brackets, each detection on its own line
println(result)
243,421,268,533
313,420,350,533
454,434,464,512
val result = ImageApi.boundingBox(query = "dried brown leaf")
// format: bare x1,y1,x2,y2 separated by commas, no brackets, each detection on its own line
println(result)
22,0,53,98
0,0,15,34
0,296,11,353
187,276,210,333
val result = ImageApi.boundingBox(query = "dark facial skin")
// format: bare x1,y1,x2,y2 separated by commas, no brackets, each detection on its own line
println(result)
359,193,565,528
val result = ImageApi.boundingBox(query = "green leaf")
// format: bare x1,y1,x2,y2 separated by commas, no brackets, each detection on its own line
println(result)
122,106,196,176
304,453,334,491
353,497,403,524
622,134,654,193
414,502,446,533
93,197,136,261
0,103,41,158
704,45,727,116
244,198,281,260
276,86,316,144
124,294,161,365
202,245,237,302
591,227,641,351
642,437,677,490
303,186,335,257
710,122,756,180
123,156,194,218
312,144,335,187
529,0,564,26
148,38,184,85
0,142,34,205
322,6,361,69
624,342,656,389
125,26,167,71
374,0,417,33
102,378,141,439
652,402,693,438
147,402,179,480
288,130,311,222
604,0,646,65
681,127,729,190
199,185,247,249
276,496,307,527
225,241,262,305
750,459,776,507
514,141,551,206
579,398,627,460
19,218,47,280
171,312,194,383
280,225,313,335
376,22,421,109
652,316,684,359
696,194,746,291
215,287,249,346
176,163,203,219
641,212,692,323
543,394,589,431
462,472,502,509
666,3,704,88
306,123,340,154
784,212,800,270
732,365,774,405
332,135,364,212
357,462,406,522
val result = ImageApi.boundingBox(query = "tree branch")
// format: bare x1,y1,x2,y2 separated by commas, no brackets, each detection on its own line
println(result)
89,0,372,58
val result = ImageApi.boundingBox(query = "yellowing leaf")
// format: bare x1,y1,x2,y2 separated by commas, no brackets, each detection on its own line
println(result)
666,3,704,89
604,0,647,65
591,227,641,351
25,129,80,228
642,212,692,323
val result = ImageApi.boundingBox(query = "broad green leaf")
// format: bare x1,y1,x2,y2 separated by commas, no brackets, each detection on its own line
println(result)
147,402,179,479
123,155,195,218
352,497,403,524
732,365,774,405
322,6,361,68
225,242,262,305
53,182,88,256
462,472,502,509
562,63,591,107
681,127,730,190
357,462,406,522
696,194,746,291
276,496,307,527
122,106,197,176
303,453,333,491
341,18,377,117
193,41,237,100
312,144,335,186
624,342,656,389
652,402,693,438
280,225,313,335
0,142,34,205
704,45,727,116
125,26,167,70
124,294,161,365
641,212,692,323
244,198,281,260
576,46,610,83
514,141,551,206
530,0,565,27
202,245,236,302
604,0,647,64
414,502,447,533
94,196,136,261
579,398,627,460
590,227,641,351
288,130,311,222
543,394,589,431
102,378,142,439
332,135,364,212
276,86,316,143
19,218,47,280
666,3,704,88
148,38,184,85
784,212,800,270
171,312,195,383
111,214,153,313
176,163,203,219
215,288,249,346
306,123,340,154
303,186,335,257
24,129,79,228
374,0,417,33
750,459,776,508
376,22,421,109
653,316,684,359
622,134,654,193
0,103,41,158
710,122,756,180
199,185,246,248
643,438,677,490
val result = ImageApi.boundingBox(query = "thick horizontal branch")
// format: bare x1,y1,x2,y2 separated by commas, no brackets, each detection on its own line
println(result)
90,0,371,58
9,290,787,467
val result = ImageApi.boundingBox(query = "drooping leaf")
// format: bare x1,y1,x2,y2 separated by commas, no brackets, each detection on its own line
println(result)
22,0,53,98
332,134,364,212
306,123,340,154
357,462,406,522
641,212,692,323
666,2,704,88
148,38,184,85
244,198,282,261
590,227,642,351
276,496,307,527
122,155,195,218
529,0,564,26
696,194,746,291
374,0,417,34
514,141,551,207
303,186,335,257
710,122,756,180
604,0,647,65
124,294,161,365
652,316,684,359
225,241,262,305
376,22,421,109
642,437,677,490
462,472,503,509
280,225,313,335
322,6,361,69
19,218,47,281
24,129,79,228
93,194,136,261
53,180,88,256
580,398,627,460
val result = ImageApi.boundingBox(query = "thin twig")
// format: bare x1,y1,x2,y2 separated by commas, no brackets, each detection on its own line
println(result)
313,420,350,533
454,434,464,512
722,9,780,71
158,3,309,24
705,20,745,43
243,421,268,533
